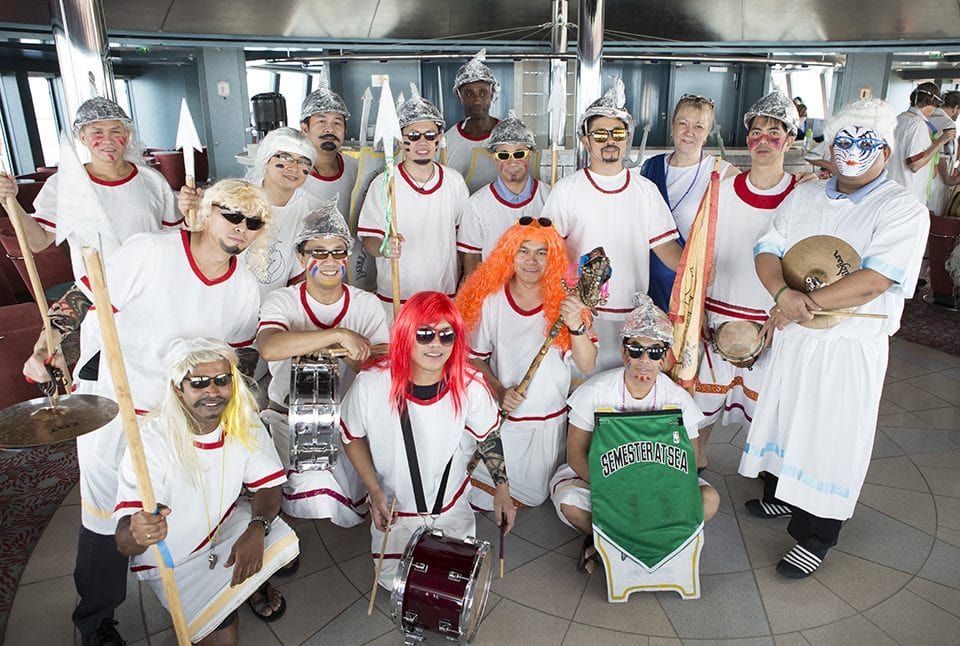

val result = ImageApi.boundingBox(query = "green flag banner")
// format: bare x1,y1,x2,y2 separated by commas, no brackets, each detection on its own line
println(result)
590,409,703,572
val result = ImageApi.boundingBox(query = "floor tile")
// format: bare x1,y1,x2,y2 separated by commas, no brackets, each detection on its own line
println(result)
113,570,147,644
905,373,960,406
649,638,682,646
881,381,952,412
701,443,744,476
938,526,960,549
18,504,80,584
876,398,904,415
234,603,283,645
863,456,929,492
283,521,334,583
332,553,391,614
556,536,585,560
572,568,677,637
839,505,934,575
917,539,960,589
884,356,933,382
491,551,588,619
876,411,933,429
138,577,173,635
919,465,960,497
706,421,743,445
271,566,360,644
300,597,394,645
562,622,649,645
506,501,580,551
699,511,751,575
880,426,957,456
705,473,735,518
869,431,905,459
944,367,960,382
469,598,570,646
857,483,937,534
658,571,769,639
914,406,960,431
799,615,899,646
773,634,810,646
888,341,960,370
63,483,81,506
4,575,75,646
906,576,960,618
474,511,549,574
754,565,856,633
682,638,774,646
911,448,960,468
935,495,960,530
811,549,912,611
864,589,960,646
316,518,371,562
738,519,795,569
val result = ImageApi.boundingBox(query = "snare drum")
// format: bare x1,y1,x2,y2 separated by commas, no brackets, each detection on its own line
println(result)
287,356,340,472
392,527,493,644
713,321,763,368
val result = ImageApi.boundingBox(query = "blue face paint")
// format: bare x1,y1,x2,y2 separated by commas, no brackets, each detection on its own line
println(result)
833,126,886,177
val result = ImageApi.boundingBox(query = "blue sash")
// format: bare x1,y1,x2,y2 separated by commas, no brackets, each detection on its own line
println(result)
640,155,684,312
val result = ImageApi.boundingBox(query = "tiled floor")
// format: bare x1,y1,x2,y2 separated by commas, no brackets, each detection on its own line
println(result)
4,338,960,645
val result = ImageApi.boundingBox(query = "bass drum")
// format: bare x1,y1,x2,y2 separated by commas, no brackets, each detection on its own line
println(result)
392,527,493,644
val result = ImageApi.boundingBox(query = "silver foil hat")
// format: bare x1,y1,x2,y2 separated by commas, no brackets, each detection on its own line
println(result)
453,48,500,95
72,97,133,133
577,77,635,136
300,84,351,122
244,126,317,186
823,97,897,152
743,90,801,136
294,198,354,250
487,110,536,150
621,293,673,344
397,83,445,131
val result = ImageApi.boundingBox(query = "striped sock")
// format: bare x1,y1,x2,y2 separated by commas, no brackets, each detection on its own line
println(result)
777,544,823,578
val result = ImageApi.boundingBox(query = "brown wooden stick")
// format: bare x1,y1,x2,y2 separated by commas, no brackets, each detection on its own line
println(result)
185,174,197,229
367,497,397,616
811,309,888,319
550,146,559,186
82,249,191,645
318,343,389,359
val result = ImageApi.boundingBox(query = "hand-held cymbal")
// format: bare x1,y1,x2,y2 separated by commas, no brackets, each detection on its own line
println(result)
782,236,861,329
0,394,119,448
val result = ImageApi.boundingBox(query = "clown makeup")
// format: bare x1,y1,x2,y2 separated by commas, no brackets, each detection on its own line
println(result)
832,127,886,177
80,121,129,163
746,119,787,153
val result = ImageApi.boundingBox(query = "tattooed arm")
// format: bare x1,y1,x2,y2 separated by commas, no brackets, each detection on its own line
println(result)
23,283,90,383
477,431,516,533
48,283,92,335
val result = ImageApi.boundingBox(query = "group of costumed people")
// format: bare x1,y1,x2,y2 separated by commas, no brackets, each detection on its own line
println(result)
0,47,930,646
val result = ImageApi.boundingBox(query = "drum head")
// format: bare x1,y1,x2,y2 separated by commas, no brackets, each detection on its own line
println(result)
715,321,762,366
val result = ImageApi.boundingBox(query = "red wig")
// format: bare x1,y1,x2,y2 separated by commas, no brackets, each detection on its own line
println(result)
369,291,478,414
457,220,586,353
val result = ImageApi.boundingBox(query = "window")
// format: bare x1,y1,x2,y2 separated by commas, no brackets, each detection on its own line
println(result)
28,75,60,166
277,71,308,126
113,78,133,121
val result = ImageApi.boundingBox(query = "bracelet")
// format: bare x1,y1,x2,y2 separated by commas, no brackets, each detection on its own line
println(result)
248,515,272,536
773,285,790,303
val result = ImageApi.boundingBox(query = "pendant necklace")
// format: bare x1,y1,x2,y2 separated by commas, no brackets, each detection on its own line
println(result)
198,432,227,570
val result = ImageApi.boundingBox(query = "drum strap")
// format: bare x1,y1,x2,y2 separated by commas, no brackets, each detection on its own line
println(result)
399,399,454,515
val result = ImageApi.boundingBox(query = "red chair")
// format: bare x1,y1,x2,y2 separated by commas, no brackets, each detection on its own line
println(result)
0,302,45,409
0,217,29,298
1,180,46,214
152,148,210,192
16,169,56,182
0,232,73,304
929,212,960,308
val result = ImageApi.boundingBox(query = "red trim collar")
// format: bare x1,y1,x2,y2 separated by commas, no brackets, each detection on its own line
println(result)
309,153,345,182
733,172,797,209
456,120,498,142
405,380,450,406
584,168,630,194
300,282,350,329
489,180,539,209
87,164,138,187
505,284,543,316
181,230,237,285
399,162,444,194
193,431,224,450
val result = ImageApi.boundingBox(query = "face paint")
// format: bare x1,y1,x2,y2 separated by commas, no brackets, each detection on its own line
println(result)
308,258,320,277
833,127,886,177
746,132,784,151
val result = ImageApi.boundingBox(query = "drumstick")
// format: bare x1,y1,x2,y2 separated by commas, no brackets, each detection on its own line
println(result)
367,497,397,616
320,343,389,359
811,310,888,319
499,523,505,578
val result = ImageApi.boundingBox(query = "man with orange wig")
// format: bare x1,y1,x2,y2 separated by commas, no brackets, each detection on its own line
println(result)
340,292,517,588
458,218,597,508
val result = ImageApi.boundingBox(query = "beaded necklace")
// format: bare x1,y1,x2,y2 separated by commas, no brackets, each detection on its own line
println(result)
666,151,704,213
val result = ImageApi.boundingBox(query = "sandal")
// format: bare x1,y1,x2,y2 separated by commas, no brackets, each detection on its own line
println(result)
576,535,602,574
247,582,287,622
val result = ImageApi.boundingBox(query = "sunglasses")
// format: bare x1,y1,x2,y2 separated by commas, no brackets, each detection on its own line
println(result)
495,149,531,161
586,128,629,143
215,205,265,231
273,152,313,169
833,135,886,152
302,247,349,260
404,130,440,142
518,216,552,227
680,93,716,107
622,341,668,361
183,373,233,389
415,327,456,346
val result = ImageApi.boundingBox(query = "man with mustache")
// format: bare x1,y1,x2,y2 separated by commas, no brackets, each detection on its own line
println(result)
115,337,298,644
300,83,359,220
24,179,271,645
358,86,469,318
542,79,683,370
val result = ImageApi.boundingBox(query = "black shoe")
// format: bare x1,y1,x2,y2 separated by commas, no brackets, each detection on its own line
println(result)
745,498,792,519
82,619,126,646
776,543,826,578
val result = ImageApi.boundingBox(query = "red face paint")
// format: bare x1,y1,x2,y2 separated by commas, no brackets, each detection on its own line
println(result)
307,258,320,277
747,133,784,151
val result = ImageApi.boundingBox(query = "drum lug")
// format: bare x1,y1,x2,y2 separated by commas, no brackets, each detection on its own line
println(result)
447,570,469,583
411,561,428,573
402,630,424,646
437,619,457,635
403,610,419,623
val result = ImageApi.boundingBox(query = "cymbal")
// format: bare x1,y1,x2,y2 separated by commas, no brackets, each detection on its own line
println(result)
782,235,860,329
0,394,119,448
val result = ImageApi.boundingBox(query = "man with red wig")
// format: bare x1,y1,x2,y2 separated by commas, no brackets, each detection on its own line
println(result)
340,292,516,588
458,218,596,508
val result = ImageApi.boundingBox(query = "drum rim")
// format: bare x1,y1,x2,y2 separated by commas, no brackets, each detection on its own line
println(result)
714,320,763,361
391,525,430,635
457,537,492,642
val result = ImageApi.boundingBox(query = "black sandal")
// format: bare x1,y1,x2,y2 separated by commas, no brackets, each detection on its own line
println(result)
576,535,602,573
247,582,287,622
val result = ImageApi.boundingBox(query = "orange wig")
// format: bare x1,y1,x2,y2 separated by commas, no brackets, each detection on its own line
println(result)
457,220,585,353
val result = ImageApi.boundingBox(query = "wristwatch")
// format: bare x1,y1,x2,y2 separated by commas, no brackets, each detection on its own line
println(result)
249,515,272,536
568,323,587,336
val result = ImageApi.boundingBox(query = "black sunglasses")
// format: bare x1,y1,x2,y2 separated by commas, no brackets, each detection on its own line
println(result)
415,327,456,346
518,216,552,227
495,150,531,161
302,248,349,260
215,204,265,231
622,341,668,361
405,130,440,142
183,373,233,389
